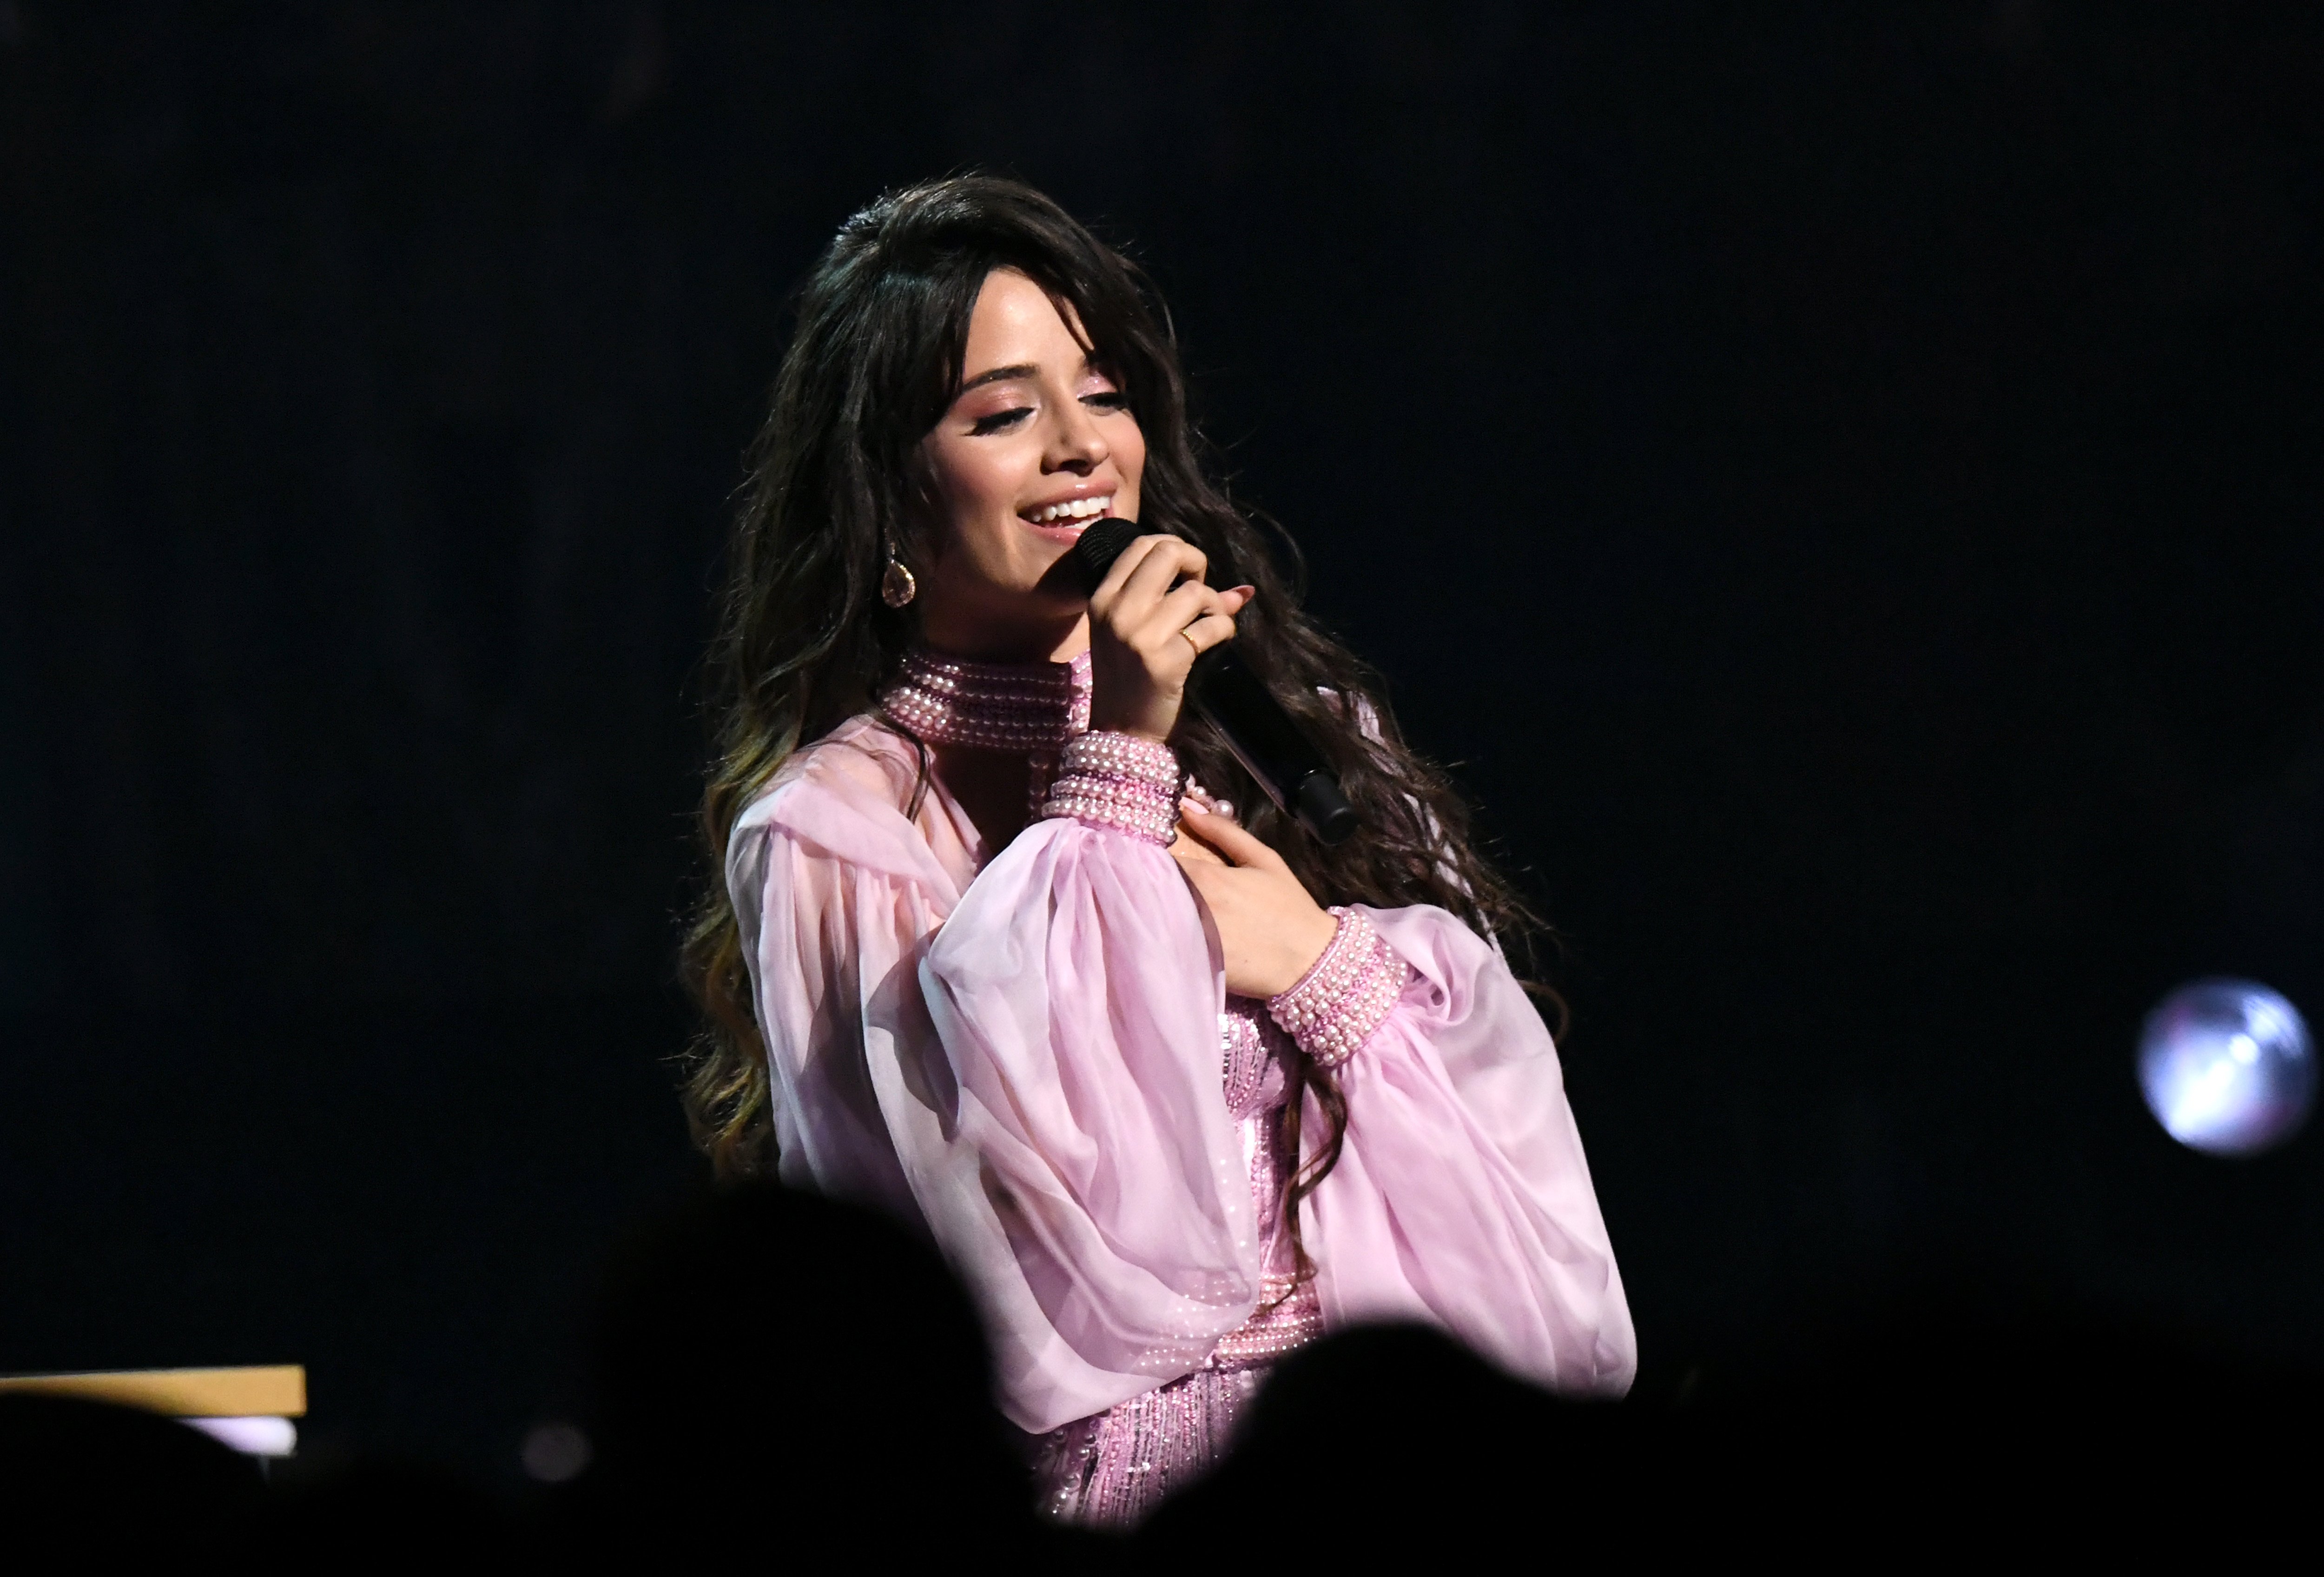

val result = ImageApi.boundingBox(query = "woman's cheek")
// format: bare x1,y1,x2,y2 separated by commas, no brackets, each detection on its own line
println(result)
1113,419,1148,509
933,452,1002,552
975,434,1036,516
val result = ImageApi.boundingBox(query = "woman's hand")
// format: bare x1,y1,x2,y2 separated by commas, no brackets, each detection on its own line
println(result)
1086,533,1254,741
1170,799,1339,1000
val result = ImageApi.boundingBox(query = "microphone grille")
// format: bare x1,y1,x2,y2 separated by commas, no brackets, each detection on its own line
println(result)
1071,518,1144,595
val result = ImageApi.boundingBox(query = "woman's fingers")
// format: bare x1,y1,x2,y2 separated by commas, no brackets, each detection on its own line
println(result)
1084,535,1253,741
1174,798,1232,857
1122,536,1208,603
1096,533,1206,612
1149,577,1230,636
1179,799,1292,873
1172,804,1335,995
1176,609,1239,656
1169,824,1229,868
1090,532,1174,604
1093,536,1247,655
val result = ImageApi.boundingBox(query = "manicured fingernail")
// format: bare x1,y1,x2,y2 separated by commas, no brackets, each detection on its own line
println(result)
1180,796,1208,815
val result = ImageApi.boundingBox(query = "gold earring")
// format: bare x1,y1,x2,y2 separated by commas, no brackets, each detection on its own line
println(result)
880,544,918,609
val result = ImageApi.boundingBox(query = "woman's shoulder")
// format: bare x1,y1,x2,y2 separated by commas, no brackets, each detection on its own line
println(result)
730,716,955,891
736,715,916,836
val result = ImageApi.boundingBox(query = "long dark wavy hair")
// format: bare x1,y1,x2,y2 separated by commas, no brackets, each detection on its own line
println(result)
683,175,1550,1276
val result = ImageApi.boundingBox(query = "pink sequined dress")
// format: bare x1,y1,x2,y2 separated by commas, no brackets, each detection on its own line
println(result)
727,648,1634,1526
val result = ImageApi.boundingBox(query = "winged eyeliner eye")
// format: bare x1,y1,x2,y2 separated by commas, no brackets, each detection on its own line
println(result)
971,407,1033,435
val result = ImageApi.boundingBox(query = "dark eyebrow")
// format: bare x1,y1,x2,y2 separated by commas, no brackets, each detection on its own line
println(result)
955,363,1040,395
954,349,1108,398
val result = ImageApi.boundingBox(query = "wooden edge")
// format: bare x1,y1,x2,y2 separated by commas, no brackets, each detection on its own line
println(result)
0,1365,306,1418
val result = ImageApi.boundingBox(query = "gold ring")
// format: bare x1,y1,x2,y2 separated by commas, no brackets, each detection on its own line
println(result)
1180,629,1202,654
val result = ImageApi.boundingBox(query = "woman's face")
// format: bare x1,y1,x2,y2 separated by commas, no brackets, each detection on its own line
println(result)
916,267,1146,661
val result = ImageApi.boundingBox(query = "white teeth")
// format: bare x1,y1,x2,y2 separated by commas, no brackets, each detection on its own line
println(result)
1031,495,1110,523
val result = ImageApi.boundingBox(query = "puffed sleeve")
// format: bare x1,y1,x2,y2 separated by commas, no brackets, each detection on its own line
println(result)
1299,904,1637,1396
729,785,944,1231
733,737,1262,1436
919,815,1263,1433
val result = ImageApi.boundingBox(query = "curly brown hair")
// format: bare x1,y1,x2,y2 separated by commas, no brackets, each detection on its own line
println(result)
682,175,1553,1273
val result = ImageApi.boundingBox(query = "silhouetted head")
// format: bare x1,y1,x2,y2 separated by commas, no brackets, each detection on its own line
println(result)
584,1182,1028,1555
1142,1324,1631,1553
0,1393,261,1559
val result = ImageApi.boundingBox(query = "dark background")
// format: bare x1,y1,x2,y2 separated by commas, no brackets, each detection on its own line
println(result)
4,2,2320,1479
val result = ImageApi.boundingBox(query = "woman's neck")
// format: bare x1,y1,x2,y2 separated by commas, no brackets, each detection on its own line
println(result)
915,605,1089,666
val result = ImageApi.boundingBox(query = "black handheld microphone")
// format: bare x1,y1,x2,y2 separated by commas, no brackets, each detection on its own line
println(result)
1073,519,1360,846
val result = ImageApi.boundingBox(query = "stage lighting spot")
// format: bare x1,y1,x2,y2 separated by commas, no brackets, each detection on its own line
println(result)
2139,979,2313,1156
183,1415,298,1457
521,1420,592,1483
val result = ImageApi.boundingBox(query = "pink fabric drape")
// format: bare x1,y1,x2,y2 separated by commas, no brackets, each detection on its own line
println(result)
731,716,1634,1434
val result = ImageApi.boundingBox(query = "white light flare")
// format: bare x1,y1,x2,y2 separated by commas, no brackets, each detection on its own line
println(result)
2139,978,2314,1156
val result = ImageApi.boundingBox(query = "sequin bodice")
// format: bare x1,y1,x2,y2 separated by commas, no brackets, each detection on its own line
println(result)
1029,999,1318,1527
1212,998,1324,1365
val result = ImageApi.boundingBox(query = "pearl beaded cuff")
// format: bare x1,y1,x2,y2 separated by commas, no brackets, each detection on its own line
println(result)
1266,907,1410,1068
1039,731,1184,847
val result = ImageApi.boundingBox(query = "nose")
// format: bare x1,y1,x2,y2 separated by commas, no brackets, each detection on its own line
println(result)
1045,397,1109,476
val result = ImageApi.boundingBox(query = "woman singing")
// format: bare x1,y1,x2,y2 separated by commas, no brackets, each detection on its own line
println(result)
684,176,1633,1526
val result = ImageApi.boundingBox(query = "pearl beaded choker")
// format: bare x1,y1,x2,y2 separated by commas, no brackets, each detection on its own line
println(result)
882,646,1182,843
880,647,1091,752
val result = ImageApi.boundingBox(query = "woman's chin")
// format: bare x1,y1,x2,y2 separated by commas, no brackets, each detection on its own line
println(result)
1023,519,1091,550
1028,549,1096,604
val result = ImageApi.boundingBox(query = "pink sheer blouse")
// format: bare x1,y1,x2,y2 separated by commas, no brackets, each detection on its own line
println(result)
727,650,1633,1516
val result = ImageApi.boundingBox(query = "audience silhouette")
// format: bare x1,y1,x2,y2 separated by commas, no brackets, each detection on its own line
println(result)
12,1185,2314,1565
0,1392,262,1560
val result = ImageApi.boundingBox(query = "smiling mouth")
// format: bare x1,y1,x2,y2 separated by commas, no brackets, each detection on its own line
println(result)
1021,493,1113,526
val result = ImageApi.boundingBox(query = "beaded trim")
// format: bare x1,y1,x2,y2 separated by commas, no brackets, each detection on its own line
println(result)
1040,730,1183,847
1207,1272,1324,1369
1266,907,1410,1068
880,647,1091,752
